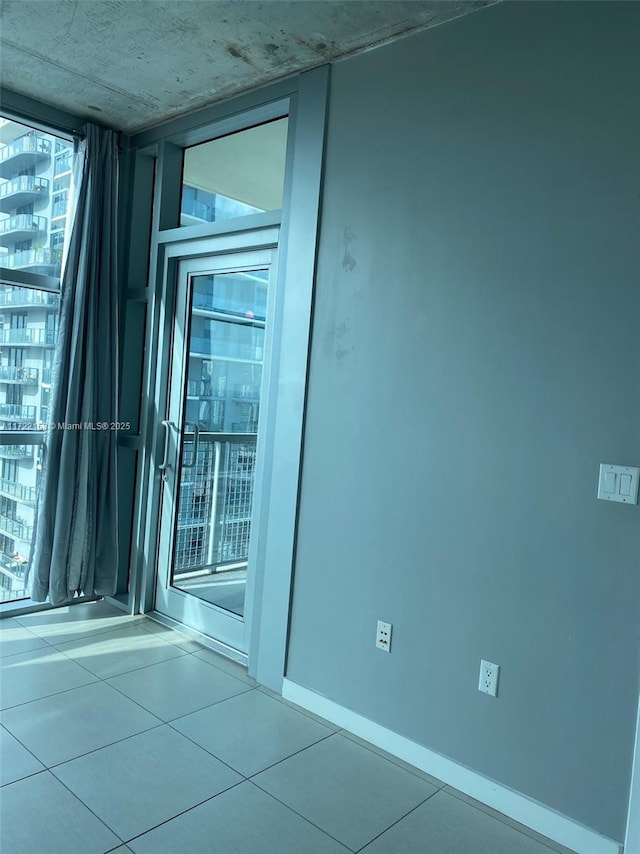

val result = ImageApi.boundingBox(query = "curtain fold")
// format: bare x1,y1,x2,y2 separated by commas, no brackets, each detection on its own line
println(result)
28,124,120,606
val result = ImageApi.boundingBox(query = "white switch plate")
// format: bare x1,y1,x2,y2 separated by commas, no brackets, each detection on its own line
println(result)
597,464,639,505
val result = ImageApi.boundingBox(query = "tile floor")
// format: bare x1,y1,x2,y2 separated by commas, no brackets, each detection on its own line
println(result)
0,601,576,854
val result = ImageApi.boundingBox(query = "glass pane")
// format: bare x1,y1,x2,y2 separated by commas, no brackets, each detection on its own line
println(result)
0,117,75,281
0,281,60,602
0,439,40,602
171,270,269,617
181,118,288,226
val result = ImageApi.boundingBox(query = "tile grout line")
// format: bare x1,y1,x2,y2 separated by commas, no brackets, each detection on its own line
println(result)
2,621,256,778
0,671,100,712
47,632,191,681
0,721,46,784
330,728,449,790
244,729,338,780
352,787,443,853
43,767,128,848
244,777,357,853
21,720,168,774
120,778,247,847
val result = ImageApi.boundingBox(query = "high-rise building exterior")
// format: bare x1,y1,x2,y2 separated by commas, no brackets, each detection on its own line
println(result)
0,118,72,602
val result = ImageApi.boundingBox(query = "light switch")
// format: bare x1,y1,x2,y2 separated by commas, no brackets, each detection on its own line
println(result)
598,464,640,504
619,474,632,497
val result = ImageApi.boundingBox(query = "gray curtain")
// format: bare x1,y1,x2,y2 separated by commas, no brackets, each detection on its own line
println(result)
29,124,120,606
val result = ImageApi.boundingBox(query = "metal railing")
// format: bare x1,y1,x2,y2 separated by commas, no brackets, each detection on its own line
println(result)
0,175,49,199
0,366,39,383
0,553,28,578
0,586,28,602
0,515,33,540
174,432,257,575
0,404,37,421
0,478,37,503
2,251,62,274
0,214,47,235
181,197,214,222
0,134,51,163
189,337,263,361
0,328,57,346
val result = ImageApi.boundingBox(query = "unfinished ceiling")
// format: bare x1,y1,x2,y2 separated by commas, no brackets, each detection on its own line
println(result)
0,0,494,134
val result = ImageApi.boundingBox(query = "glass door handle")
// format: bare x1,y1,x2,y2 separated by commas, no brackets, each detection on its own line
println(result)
159,420,173,472
183,422,200,469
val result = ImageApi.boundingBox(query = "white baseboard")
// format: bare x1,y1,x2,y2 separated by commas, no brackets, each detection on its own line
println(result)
282,679,623,854
624,690,640,854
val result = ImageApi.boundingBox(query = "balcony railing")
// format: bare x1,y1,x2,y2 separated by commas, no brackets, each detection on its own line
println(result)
0,478,37,503
0,328,57,346
0,134,51,178
2,251,63,277
0,515,33,541
181,197,214,223
0,553,28,579
0,176,49,213
0,444,34,460
174,433,257,575
0,214,47,246
190,337,263,361
0,404,37,422
0,366,39,384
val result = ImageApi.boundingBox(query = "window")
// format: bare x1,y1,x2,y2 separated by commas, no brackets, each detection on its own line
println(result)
2,460,18,482
180,118,288,227
54,152,72,176
0,114,76,603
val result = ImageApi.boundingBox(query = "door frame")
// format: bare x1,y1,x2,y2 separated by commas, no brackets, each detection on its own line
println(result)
126,66,329,689
154,241,278,657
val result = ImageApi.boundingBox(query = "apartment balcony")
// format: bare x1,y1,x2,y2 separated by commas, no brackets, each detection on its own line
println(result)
0,478,37,504
0,214,47,247
0,514,33,541
1,250,63,277
53,154,73,177
0,328,57,347
0,404,37,423
0,176,49,213
0,553,28,579
0,444,34,460
0,134,51,178
0,366,39,385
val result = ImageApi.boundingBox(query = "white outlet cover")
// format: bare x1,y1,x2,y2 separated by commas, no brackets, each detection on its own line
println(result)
478,659,500,697
376,620,392,652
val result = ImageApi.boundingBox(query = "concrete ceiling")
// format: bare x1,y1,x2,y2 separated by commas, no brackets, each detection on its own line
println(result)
0,0,495,134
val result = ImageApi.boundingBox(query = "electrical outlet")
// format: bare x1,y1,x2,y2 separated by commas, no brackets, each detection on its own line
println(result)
376,620,392,652
478,659,500,697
